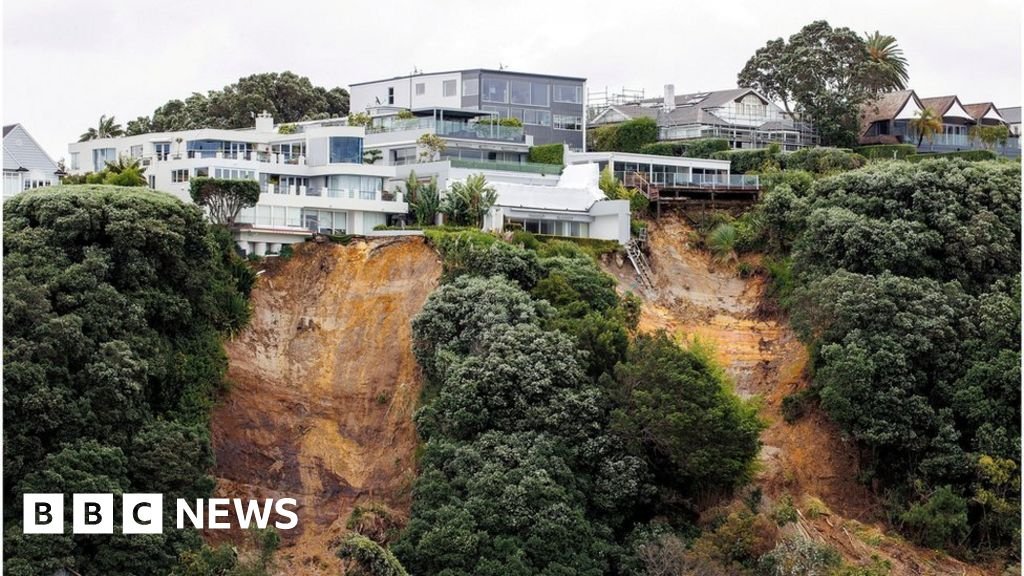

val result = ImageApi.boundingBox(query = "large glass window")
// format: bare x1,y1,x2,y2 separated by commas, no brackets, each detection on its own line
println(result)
70,152,79,170
463,78,478,97
92,148,116,171
510,80,531,105
523,109,551,126
481,105,509,119
329,137,363,164
554,84,582,104
481,78,508,103
531,83,549,107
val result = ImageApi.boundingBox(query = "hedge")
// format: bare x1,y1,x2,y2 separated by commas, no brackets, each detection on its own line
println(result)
907,149,999,162
638,138,730,159
711,148,780,174
639,141,688,156
855,144,918,160
781,147,866,173
588,117,658,152
528,142,565,165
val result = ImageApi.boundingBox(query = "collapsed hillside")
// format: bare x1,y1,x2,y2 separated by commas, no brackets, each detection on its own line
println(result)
209,237,440,574
605,216,992,576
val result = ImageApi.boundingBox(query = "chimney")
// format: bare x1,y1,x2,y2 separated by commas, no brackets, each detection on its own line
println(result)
254,110,274,133
664,84,675,112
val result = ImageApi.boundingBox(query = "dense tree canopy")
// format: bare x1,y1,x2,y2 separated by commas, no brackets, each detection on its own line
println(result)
3,186,251,574
123,71,350,134
397,230,764,575
738,21,901,146
765,159,1021,554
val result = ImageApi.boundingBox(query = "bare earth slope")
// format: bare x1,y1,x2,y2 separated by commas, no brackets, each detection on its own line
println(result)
605,217,992,576
210,237,440,574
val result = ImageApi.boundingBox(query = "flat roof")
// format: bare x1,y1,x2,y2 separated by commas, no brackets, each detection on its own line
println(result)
350,68,587,87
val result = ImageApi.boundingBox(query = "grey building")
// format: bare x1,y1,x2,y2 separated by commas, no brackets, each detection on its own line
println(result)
349,69,586,150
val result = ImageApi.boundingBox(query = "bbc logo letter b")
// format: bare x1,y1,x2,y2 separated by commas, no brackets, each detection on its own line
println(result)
24,494,64,534
73,494,114,534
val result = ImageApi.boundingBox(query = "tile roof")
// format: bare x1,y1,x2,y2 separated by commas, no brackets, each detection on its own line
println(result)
962,102,1002,122
859,90,917,136
919,96,957,117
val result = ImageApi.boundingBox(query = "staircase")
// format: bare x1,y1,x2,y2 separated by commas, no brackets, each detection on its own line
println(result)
625,171,660,201
626,239,655,291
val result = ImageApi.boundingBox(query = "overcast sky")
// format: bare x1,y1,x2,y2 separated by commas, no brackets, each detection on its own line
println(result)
3,0,1021,160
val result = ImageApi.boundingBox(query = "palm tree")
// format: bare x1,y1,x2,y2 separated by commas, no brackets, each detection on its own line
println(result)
707,223,738,266
864,31,909,92
445,174,497,227
909,108,943,148
78,115,124,142
410,178,441,226
104,155,146,175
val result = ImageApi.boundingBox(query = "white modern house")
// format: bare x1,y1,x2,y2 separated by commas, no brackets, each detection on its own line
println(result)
479,163,630,244
67,113,407,255
4,124,61,199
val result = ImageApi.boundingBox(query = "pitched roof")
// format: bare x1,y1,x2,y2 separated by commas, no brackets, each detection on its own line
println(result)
962,102,1005,122
998,106,1021,124
919,96,956,117
594,88,778,129
3,124,17,137
859,90,918,135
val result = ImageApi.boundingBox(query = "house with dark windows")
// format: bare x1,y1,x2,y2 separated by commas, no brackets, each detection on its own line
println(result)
4,123,61,198
587,85,819,151
348,69,586,150
859,89,1019,157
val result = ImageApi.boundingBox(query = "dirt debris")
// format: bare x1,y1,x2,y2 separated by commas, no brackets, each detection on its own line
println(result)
607,216,993,576
208,237,440,574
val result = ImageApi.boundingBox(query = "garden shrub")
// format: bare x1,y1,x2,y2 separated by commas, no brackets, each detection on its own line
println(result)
855,144,917,160
907,149,998,162
527,142,564,165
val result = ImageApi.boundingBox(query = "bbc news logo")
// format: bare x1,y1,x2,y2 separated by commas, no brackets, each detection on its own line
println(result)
24,494,298,534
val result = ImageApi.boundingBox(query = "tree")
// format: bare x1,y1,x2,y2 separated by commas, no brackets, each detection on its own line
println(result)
338,534,409,576
128,72,351,133
348,112,372,127
969,124,1010,150
189,177,261,226
416,133,446,162
910,107,943,147
442,174,497,227
4,185,250,573
409,177,440,227
864,31,909,92
125,116,154,136
363,148,383,164
738,21,882,146
589,117,659,152
737,38,795,114
78,114,124,141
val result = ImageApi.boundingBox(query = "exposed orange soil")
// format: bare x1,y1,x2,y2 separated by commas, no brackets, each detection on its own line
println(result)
605,216,993,576
208,237,440,574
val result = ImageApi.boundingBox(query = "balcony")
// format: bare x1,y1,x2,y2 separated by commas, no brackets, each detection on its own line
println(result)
449,158,562,175
366,118,526,143
616,171,760,189
265,183,403,204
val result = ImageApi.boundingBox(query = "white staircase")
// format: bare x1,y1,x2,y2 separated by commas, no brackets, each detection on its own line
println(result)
626,239,655,291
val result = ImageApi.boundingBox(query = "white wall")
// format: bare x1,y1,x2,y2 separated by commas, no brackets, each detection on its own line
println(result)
350,72,463,112
589,200,630,244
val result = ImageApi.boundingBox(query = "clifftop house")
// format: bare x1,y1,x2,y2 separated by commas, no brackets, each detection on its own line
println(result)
4,124,61,198
859,89,1019,157
587,85,818,151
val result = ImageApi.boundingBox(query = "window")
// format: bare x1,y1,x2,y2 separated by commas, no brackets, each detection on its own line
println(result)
554,84,582,104
172,169,189,183
509,108,525,122
22,179,52,191
195,167,209,178
92,148,116,171
391,147,417,165
214,168,255,180
415,83,425,96
148,175,155,189
443,79,457,97
70,152,79,170
510,80,531,105
463,78,479,97
481,105,509,119
554,114,582,131
481,78,508,103
329,137,363,164
531,83,549,107
154,142,170,160
523,109,551,126
130,145,143,158
387,87,395,105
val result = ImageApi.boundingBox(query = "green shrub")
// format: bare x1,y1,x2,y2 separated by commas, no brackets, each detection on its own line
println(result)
337,533,409,576
590,117,659,152
900,486,969,549
707,223,739,264
278,244,294,261
685,138,732,158
907,149,998,162
781,147,866,174
855,144,917,160
781,389,812,423
527,142,564,165
509,230,540,250
712,146,781,174
772,496,799,526
639,141,687,156
758,536,841,575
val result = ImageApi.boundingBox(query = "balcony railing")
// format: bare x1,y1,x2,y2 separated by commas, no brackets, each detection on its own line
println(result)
449,158,562,175
265,184,402,203
615,171,759,189
366,118,526,142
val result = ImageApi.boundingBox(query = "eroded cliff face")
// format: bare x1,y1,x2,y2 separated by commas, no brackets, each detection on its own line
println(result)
209,237,440,574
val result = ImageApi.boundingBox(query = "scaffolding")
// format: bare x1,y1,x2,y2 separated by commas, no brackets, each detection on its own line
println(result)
587,87,645,120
